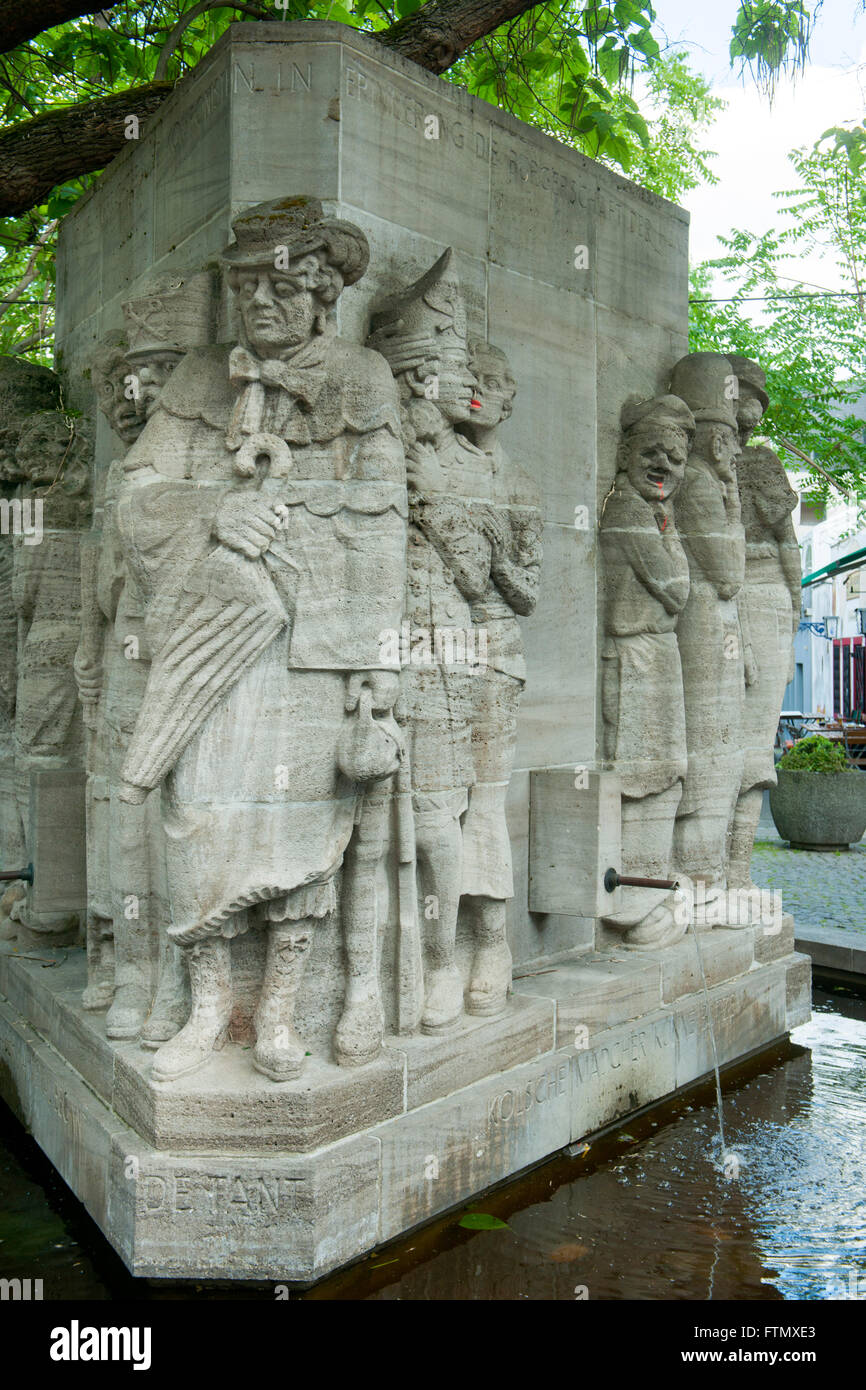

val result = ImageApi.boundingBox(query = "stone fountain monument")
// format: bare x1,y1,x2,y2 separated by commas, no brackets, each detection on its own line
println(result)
0,22,810,1283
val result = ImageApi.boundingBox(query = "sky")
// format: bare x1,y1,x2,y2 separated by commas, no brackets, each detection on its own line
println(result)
649,1,866,284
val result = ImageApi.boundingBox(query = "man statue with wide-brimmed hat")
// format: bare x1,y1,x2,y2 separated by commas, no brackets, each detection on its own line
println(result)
116,197,407,1083
668,351,746,905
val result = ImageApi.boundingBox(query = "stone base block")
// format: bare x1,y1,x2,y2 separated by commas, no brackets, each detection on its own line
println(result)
0,939,809,1282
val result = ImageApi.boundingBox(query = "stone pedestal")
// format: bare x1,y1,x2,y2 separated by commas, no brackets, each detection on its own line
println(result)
0,924,808,1281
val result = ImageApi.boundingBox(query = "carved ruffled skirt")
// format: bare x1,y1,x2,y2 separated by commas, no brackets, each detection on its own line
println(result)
162,629,356,944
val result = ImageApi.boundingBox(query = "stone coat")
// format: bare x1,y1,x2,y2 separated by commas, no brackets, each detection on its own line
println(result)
116,333,407,942
601,481,689,798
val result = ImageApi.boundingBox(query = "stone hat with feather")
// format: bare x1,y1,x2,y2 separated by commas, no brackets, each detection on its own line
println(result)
367,248,468,375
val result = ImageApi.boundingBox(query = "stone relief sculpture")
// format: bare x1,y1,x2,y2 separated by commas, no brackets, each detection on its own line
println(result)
11,410,93,942
368,252,485,1035
77,333,142,1007
115,197,406,1083
77,275,214,1034
600,394,694,948
368,252,540,1032
0,360,61,936
457,340,542,1013
726,355,801,897
669,352,746,906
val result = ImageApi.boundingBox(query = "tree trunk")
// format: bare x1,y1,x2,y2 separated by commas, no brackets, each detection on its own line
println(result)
0,83,174,218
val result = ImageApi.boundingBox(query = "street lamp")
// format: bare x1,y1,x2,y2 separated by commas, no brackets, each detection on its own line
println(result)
857,607,866,637
825,614,840,639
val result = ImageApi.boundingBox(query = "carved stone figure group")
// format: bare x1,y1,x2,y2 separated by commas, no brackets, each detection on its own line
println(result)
601,351,800,947
0,196,542,1085
0,194,799,1084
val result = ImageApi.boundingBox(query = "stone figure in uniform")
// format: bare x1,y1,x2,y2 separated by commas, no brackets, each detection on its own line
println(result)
0,359,61,934
76,276,215,1036
76,333,143,1007
368,250,490,1034
457,339,542,1012
11,411,93,943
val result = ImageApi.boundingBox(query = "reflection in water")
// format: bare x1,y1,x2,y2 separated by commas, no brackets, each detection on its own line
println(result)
1,990,864,1300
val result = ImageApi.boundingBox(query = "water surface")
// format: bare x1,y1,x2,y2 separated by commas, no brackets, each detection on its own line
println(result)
1,987,864,1300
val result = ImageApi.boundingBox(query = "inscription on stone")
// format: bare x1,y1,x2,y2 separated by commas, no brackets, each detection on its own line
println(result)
138,1172,302,1219
488,1062,568,1124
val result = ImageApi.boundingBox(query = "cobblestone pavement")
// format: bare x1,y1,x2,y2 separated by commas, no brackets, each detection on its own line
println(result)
750,795,866,935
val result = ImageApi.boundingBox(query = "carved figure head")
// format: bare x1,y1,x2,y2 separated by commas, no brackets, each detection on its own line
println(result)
89,333,142,445
467,340,516,428
15,411,93,520
223,197,369,356
0,358,61,481
0,429,27,485
368,249,475,425
727,354,769,447
618,394,694,503
123,269,214,418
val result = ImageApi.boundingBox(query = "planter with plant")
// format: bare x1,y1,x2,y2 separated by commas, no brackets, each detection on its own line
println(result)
769,734,866,850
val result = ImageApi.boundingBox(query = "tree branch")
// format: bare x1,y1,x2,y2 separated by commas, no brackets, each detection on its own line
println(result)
376,0,546,71
0,0,551,218
0,218,58,320
0,2,113,56
0,81,173,217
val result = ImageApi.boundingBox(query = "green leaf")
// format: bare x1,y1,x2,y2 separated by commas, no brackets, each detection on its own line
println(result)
458,1212,510,1231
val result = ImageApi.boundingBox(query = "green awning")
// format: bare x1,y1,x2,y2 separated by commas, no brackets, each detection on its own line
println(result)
801,545,866,587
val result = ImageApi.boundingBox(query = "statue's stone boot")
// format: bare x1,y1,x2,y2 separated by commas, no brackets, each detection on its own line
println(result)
82,918,115,1010
421,965,464,1034
724,793,767,926
151,938,232,1083
466,940,512,1017
252,926,311,1082
335,991,384,1067
141,942,190,1049
105,979,151,1039
0,882,26,941
623,901,686,950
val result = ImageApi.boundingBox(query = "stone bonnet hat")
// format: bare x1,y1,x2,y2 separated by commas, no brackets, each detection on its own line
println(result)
727,354,770,411
620,393,695,439
221,196,369,284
